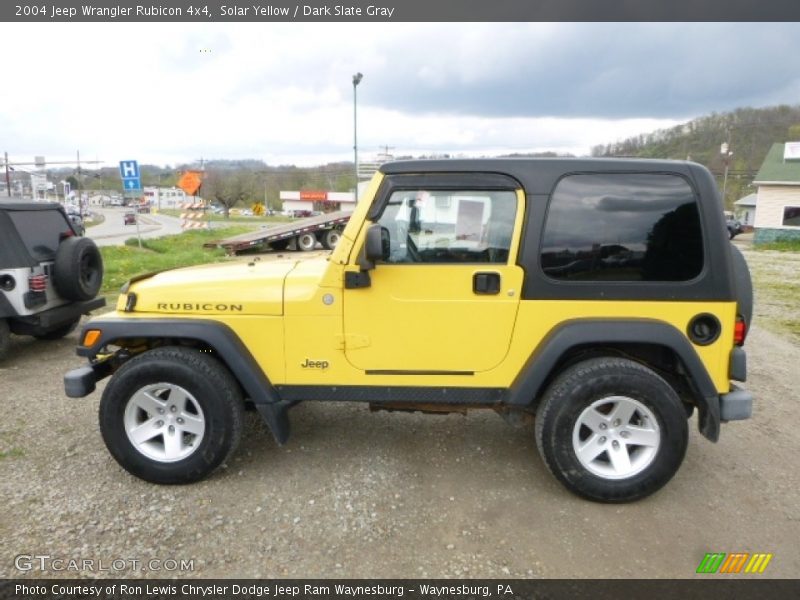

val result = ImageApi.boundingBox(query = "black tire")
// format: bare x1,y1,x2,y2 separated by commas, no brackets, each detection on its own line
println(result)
729,244,753,327
0,319,9,361
34,317,80,340
535,357,688,503
99,346,244,484
53,237,103,301
320,229,342,250
269,239,290,251
296,232,317,252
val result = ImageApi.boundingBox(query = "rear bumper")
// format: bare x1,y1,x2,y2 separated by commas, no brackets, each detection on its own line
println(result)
720,385,753,421
11,297,106,336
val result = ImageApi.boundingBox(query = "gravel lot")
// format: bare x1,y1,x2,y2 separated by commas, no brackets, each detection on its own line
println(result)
1,246,799,579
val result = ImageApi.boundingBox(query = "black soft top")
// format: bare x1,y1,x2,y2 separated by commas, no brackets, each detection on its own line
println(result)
0,201,72,267
381,157,704,195
0,201,66,211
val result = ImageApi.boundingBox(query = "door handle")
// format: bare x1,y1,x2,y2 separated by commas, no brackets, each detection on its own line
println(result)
473,272,501,295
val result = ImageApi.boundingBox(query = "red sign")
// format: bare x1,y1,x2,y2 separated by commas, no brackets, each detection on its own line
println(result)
300,190,327,201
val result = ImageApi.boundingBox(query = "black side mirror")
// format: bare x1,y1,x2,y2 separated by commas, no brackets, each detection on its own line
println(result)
364,224,389,263
348,224,388,290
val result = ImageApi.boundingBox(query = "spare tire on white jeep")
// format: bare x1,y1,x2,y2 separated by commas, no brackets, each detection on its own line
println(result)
54,236,104,301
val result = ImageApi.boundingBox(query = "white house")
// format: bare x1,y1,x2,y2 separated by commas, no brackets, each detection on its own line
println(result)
752,142,800,244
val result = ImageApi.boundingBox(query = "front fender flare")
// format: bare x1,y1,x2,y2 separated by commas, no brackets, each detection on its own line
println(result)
75,318,290,444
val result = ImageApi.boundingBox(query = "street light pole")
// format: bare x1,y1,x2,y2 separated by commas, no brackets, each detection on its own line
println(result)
352,72,363,201
720,142,733,206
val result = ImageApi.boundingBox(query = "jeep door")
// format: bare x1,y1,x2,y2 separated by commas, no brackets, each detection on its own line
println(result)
343,175,525,373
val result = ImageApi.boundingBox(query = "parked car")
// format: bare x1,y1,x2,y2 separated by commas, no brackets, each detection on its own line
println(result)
726,215,743,239
124,212,136,225
1,201,105,361
65,159,754,503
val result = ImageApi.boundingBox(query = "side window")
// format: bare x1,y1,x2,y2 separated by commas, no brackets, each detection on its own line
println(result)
376,189,517,264
541,174,703,282
783,206,800,226
8,210,72,262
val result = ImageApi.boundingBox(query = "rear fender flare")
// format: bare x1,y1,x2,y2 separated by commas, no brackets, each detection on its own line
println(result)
507,319,721,441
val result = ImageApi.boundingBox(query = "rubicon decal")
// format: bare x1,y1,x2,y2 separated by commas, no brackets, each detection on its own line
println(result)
696,552,773,574
157,303,243,312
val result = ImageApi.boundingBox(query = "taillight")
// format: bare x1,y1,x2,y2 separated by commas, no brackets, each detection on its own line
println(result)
734,317,747,346
28,274,47,292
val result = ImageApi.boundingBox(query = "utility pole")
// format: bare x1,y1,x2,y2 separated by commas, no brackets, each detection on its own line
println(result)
352,72,363,201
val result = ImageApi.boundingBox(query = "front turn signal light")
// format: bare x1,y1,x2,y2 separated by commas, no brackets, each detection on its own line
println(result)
82,329,102,347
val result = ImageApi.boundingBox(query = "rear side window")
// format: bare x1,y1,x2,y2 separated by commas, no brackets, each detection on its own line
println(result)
8,210,71,262
541,173,703,282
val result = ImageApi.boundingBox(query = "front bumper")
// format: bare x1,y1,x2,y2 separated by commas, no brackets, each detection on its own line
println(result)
64,353,117,398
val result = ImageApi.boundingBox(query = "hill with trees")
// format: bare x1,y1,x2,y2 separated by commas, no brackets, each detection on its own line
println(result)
592,104,800,207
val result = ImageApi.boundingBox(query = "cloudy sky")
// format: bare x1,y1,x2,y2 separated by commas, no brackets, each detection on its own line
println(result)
1,22,799,168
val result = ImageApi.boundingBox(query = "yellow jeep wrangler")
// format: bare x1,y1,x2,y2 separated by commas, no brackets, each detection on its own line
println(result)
65,159,754,502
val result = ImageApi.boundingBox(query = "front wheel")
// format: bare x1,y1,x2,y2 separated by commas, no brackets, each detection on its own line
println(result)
535,357,688,503
99,346,244,484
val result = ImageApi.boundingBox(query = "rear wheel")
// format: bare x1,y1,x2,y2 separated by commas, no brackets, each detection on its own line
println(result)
320,229,342,250
99,346,243,484
535,357,688,502
296,232,317,251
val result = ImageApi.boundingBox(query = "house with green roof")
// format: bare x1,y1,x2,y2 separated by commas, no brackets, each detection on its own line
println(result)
752,142,800,244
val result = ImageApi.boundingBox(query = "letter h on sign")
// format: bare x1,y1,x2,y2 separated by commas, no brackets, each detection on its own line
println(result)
119,160,139,179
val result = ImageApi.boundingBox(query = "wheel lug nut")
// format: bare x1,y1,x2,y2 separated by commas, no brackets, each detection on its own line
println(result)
156,420,164,427
620,431,630,438
598,436,607,444
168,425,175,434
177,417,184,424
599,423,607,430
158,408,164,414
613,419,621,427
612,440,620,449
170,405,177,413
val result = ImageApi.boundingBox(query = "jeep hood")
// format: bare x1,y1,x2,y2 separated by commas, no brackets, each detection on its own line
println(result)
122,259,301,316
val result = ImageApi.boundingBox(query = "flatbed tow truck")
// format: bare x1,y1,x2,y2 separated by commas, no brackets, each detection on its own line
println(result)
204,210,352,255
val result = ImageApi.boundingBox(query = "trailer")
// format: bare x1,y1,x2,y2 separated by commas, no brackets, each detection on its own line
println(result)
204,210,352,255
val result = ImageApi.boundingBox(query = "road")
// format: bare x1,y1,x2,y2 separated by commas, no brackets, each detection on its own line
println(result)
86,207,186,247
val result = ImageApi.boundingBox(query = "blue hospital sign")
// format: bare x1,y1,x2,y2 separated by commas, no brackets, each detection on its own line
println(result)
119,160,141,191
119,160,139,179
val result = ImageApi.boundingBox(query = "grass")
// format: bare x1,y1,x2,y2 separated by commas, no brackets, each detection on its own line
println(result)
754,238,800,252
0,448,24,460
748,254,800,343
99,226,250,295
